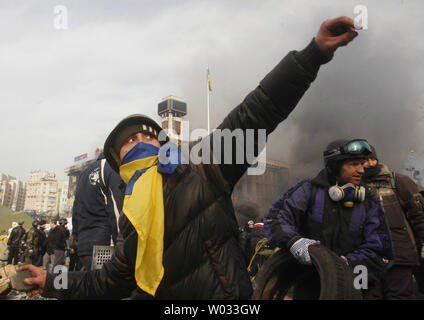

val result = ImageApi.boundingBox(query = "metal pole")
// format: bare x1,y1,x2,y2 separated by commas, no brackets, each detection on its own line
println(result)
207,65,210,134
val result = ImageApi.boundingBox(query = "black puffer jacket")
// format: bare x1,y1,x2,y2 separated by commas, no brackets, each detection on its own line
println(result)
42,39,331,300
7,226,26,247
46,226,66,253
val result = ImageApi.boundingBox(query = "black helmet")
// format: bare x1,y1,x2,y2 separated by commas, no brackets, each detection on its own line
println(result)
32,217,41,228
58,218,68,226
324,139,372,175
104,114,166,173
369,144,378,161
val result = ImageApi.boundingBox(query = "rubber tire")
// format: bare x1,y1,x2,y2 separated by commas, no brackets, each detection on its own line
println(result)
252,244,363,300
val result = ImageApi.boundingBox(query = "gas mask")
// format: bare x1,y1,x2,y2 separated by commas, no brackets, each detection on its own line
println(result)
328,183,365,207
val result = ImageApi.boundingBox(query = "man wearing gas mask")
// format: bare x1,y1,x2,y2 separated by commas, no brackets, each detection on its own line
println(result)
264,139,395,299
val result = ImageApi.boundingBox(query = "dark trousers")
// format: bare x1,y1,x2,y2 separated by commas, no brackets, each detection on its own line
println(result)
69,253,82,271
79,255,92,271
7,246,19,265
365,265,415,300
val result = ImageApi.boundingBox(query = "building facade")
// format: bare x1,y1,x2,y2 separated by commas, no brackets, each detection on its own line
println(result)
0,173,26,212
10,180,26,212
56,180,69,216
24,171,59,216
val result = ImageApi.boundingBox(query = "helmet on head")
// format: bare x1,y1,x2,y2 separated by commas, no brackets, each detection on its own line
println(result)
32,216,46,227
58,218,68,226
32,217,40,228
324,139,372,175
103,114,166,173
18,220,24,226
368,144,378,161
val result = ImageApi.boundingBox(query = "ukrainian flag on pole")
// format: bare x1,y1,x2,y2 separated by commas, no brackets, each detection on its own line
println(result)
207,66,212,92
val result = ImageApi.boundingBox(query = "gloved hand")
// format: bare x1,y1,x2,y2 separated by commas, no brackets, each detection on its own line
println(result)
289,238,320,265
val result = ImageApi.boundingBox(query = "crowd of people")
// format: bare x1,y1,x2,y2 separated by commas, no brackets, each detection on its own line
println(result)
6,15,422,300
4,217,71,272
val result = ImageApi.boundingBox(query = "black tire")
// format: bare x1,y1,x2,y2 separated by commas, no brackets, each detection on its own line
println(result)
252,244,363,300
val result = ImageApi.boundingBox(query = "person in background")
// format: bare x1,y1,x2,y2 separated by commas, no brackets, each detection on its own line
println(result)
24,218,41,265
362,145,424,299
43,220,66,271
264,139,395,299
7,220,26,265
71,152,124,271
35,218,48,267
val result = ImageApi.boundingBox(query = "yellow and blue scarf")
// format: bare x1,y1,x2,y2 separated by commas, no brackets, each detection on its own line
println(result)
119,141,181,296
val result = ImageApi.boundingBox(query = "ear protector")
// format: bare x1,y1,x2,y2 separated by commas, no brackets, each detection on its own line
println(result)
328,183,366,207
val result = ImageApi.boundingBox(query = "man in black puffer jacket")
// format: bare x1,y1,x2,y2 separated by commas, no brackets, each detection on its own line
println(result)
21,16,359,299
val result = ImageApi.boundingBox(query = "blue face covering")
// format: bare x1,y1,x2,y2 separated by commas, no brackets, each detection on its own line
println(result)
121,141,183,196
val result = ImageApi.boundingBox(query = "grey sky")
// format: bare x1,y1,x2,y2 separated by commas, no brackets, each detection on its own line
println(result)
0,0,423,184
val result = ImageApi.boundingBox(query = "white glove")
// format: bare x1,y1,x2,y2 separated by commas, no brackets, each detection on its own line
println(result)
289,238,319,265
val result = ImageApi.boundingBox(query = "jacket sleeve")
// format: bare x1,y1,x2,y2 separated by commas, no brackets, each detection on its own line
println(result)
42,232,137,300
263,180,312,248
198,39,331,190
345,195,395,282
104,162,124,245
396,173,424,241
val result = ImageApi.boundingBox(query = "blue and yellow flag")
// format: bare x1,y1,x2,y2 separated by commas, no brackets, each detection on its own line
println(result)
119,141,181,296
207,66,212,92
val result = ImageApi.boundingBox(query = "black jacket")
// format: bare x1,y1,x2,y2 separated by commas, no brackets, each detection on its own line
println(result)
72,153,124,257
7,226,26,247
42,39,331,300
37,228,47,256
46,227,66,253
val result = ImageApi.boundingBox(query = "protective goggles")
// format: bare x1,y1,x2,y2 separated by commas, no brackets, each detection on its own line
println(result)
324,139,372,160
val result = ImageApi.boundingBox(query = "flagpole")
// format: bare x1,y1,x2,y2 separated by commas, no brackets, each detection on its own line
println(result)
207,65,210,134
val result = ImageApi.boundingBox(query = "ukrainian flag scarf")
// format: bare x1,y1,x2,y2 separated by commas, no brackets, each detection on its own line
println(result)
119,141,180,296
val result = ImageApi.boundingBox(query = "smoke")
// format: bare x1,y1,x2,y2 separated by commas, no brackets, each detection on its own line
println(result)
175,1,424,187
272,22,424,184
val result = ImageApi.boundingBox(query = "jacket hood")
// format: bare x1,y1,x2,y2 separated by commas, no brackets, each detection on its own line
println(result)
96,152,105,161
377,163,391,176
311,168,334,188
